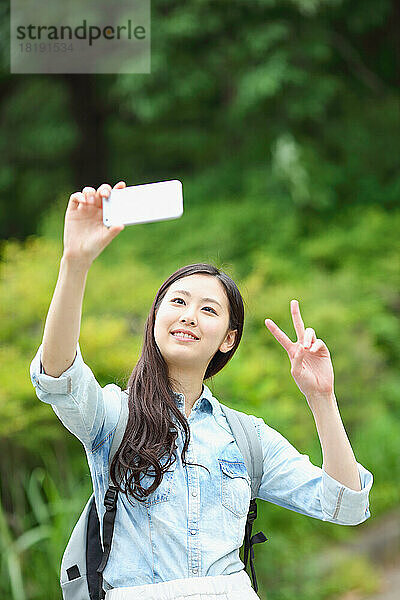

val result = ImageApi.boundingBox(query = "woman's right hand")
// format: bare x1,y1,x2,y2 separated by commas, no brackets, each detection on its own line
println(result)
62,181,126,268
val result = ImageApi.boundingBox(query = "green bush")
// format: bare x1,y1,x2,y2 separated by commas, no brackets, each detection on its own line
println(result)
1,200,399,597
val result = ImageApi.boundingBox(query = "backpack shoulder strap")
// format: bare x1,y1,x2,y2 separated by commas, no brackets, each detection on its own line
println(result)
108,389,129,483
219,403,263,499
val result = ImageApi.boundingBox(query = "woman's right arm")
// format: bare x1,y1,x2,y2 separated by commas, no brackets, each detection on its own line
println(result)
41,256,89,377
41,181,126,377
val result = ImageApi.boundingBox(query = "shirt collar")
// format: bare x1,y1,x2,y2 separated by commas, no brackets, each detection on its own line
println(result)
172,383,219,415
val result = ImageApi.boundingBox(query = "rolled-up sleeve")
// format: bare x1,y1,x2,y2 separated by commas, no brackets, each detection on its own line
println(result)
252,416,373,526
29,341,121,452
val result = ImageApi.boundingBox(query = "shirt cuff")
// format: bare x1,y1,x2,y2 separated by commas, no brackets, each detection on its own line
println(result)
30,342,83,397
321,462,373,525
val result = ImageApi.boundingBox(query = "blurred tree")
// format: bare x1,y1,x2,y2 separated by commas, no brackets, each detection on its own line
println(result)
0,0,398,240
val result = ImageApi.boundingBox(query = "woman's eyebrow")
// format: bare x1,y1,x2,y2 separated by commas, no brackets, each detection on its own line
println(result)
169,289,223,309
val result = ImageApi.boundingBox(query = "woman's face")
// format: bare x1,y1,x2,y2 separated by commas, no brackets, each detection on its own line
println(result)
154,274,237,372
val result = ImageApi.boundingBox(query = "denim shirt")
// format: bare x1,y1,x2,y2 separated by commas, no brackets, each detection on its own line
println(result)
29,342,373,589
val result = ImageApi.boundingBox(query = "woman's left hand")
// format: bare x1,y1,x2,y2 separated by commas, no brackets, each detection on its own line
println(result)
265,300,334,410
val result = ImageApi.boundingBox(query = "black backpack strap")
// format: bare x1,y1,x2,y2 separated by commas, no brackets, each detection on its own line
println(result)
244,500,268,593
96,389,129,599
219,404,268,593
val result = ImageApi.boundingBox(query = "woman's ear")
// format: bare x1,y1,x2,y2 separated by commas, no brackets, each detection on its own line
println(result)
219,329,237,354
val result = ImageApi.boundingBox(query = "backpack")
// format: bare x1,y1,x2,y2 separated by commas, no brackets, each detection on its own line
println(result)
60,391,268,600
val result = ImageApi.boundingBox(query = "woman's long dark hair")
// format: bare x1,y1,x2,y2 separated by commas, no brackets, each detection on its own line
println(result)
110,262,245,506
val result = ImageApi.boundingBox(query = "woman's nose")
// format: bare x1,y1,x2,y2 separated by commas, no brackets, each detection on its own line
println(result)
180,314,196,325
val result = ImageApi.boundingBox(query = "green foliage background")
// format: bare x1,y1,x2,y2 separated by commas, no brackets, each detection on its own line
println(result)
0,0,399,598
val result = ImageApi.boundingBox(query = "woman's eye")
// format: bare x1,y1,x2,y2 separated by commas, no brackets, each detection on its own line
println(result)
172,298,185,305
203,306,217,314
171,298,216,314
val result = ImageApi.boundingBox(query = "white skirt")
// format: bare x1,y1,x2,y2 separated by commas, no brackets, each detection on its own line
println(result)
104,569,260,600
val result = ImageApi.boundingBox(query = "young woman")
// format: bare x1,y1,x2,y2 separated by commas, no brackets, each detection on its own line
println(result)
30,181,373,600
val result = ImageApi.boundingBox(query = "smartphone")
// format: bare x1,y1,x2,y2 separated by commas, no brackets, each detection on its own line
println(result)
103,179,183,228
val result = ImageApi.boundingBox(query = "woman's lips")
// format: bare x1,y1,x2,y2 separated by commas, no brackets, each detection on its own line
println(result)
170,332,199,342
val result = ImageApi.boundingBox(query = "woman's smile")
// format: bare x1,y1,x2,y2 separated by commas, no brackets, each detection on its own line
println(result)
170,332,200,342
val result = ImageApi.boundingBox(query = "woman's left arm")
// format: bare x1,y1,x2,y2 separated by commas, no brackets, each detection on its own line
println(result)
308,392,361,491
265,299,361,491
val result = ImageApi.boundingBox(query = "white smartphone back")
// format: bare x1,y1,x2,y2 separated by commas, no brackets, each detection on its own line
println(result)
103,179,183,228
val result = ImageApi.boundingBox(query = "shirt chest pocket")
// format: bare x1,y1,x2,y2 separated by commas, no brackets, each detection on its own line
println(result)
219,459,251,518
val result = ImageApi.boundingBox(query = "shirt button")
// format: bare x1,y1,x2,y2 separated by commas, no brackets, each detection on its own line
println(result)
190,529,197,535
192,568,198,574
191,491,198,497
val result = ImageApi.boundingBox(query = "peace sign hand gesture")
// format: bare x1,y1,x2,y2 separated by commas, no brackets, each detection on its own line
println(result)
265,300,335,411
